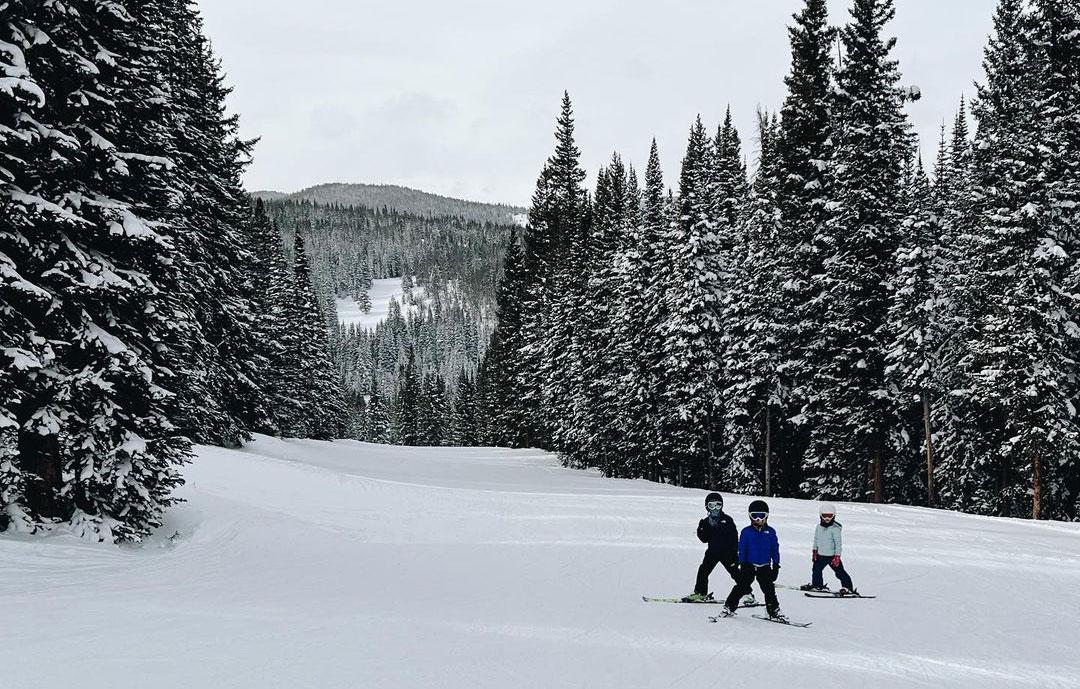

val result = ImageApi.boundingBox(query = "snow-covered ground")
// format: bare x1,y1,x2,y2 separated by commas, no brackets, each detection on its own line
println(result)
335,277,424,329
3,437,1079,688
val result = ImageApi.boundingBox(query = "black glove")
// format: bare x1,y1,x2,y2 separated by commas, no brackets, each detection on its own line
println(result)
696,520,710,543
770,565,781,582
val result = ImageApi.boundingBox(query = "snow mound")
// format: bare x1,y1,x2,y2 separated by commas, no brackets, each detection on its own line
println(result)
1,436,1078,688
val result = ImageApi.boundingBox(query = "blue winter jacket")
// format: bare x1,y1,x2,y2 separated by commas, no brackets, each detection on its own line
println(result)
738,524,780,567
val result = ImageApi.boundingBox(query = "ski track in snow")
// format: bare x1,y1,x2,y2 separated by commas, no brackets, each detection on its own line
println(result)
2,435,1080,688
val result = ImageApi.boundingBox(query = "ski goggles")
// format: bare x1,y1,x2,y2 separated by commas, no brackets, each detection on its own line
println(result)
820,514,835,520
750,512,768,521
706,501,723,511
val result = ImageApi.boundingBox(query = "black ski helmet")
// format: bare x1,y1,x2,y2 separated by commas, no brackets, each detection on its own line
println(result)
705,492,723,509
748,499,769,515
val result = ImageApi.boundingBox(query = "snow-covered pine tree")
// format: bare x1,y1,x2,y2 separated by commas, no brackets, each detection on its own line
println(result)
157,2,273,447
774,0,837,496
517,93,588,450
934,0,1030,516
659,116,724,486
395,347,421,445
629,140,672,482
608,157,658,480
883,152,938,505
801,0,912,502
281,229,347,439
571,154,632,474
720,111,783,495
713,108,749,231
0,0,190,540
941,0,1080,519
710,107,754,489
1030,0,1080,520
1,1,55,530
364,373,392,444
452,369,479,446
479,228,527,446
418,371,448,446
248,199,295,435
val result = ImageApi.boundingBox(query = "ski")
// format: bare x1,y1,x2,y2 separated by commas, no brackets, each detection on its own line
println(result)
643,595,717,604
751,614,812,628
643,596,764,608
804,592,875,599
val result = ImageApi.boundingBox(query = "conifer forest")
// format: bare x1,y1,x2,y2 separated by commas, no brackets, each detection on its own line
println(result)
2,0,1080,549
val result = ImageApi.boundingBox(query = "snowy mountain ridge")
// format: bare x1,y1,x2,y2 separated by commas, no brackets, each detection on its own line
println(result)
252,182,525,226
2,437,1077,688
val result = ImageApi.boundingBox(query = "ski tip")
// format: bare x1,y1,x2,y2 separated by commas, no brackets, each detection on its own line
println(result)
751,614,812,627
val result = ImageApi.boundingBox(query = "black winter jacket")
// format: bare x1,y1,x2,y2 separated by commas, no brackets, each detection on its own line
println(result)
697,512,739,563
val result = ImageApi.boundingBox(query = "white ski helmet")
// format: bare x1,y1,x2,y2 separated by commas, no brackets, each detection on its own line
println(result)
818,502,837,516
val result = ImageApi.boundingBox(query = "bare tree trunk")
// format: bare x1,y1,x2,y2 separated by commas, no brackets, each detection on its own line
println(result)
1033,452,1041,520
19,430,64,518
764,405,772,497
922,391,935,507
705,412,714,487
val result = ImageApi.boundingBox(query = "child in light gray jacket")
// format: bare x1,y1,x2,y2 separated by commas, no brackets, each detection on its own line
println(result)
800,502,857,594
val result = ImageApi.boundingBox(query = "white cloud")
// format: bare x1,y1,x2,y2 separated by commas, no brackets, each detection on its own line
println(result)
197,0,995,206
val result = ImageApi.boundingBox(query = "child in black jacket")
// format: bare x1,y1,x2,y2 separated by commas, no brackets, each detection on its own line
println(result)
683,492,741,602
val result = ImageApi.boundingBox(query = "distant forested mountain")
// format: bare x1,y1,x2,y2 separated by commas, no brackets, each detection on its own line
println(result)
254,183,525,226
263,199,515,445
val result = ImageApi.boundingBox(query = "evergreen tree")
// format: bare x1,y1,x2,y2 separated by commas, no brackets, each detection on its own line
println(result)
248,199,294,435
801,0,911,502
365,373,392,444
482,230,527,446
517,93,588,450
281,230,347,439
571,155,633,474
721,111,784,495
938,0,1080,519
452,369,479,446
1030,0,1080,519
658,116,724,486
0,0,190,539
160,2,272,448
395,348,421,445
883,153,938,505
774,0,838,496
631,140,673,482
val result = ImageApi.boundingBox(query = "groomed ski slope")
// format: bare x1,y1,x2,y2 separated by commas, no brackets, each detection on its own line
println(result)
2,437,1079,689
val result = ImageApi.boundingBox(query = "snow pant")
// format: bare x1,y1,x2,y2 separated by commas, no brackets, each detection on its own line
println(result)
725,563,780,612
812,556,854,590
694,550,738,595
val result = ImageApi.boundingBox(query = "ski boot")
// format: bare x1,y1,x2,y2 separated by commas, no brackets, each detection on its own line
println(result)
837,588,858,597
715,605,737,618
681,592,713,603
767,607,789,623
740,591,757,606
799,583,829,592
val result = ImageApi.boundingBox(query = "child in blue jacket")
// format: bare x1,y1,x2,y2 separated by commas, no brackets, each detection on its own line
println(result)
720,500,786,621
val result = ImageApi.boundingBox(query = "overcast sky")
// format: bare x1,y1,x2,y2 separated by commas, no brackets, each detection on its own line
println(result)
196,0,996,207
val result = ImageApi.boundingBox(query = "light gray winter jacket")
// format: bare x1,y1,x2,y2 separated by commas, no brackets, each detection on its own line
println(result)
813,522,842,557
